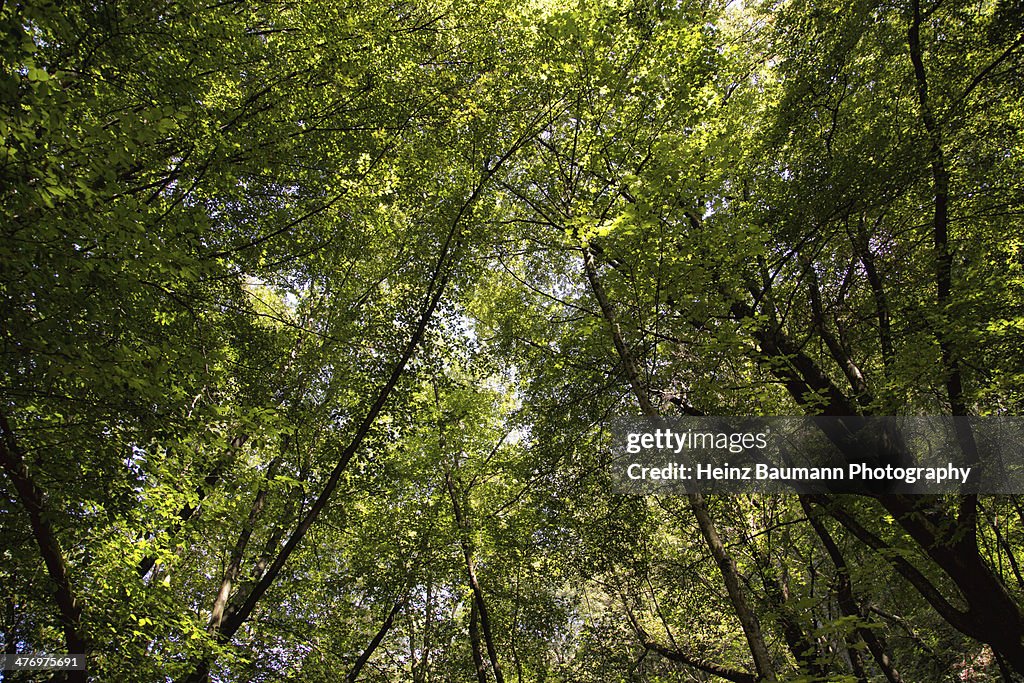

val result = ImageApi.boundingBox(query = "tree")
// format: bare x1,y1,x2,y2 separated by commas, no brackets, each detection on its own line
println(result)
4,0,1024,680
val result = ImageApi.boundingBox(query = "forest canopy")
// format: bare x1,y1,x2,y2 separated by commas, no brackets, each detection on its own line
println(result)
2,0,1024,680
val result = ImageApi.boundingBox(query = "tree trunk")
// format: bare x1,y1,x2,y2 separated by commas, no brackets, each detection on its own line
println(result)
346,595,405,682
0,414,88,683
801,497,903,683
470,600,488,683
447,470,505,683
208,458,277,633
582,247,777,682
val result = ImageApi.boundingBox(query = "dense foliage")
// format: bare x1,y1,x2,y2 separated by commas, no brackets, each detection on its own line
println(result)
2,0,1023,681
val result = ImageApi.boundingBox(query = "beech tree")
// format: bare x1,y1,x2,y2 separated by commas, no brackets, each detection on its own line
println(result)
3,0,1024,681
